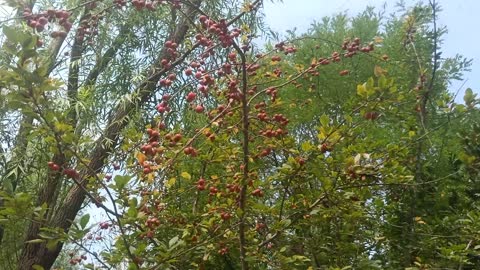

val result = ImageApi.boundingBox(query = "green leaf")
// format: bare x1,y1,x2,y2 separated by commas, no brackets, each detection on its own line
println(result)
169,236,179,248
378,75,387,88
464,88,476,106
26,239,45,244
79,214,90,229
32,265,45,270
114,175,132,190
320,114,329,127
2,25,19,43
280,219,292,228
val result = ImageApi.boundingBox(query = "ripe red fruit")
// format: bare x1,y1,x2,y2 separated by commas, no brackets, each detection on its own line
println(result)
162,94,171,101
199,15,208,22
209,186,218,195
195,104,204,113
255,222,266,231
184,147,193,155
252,188,264,197
320,143,332,153
271,55,281,62
156,105,166,113
363,111,379,120
186,92,196,102
220,212,231,221
297,157,306,166
197,178,206,185
185,68,193,76
173,133,182,142
63,168,79,179
339,70,349,76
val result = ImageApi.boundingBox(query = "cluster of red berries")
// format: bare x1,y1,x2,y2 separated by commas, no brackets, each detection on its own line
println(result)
196,178,206,190
23,7,71,34
260,127,287,138
141,128,161,156
68,252,87,265
198,15,241,49
341,37,374,57
99,222,111,230
156,94,172,114
76,13,102,43
183,146,199,157
274,41,297,55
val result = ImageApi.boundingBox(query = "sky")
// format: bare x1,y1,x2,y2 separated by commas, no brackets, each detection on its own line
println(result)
263,0,479,99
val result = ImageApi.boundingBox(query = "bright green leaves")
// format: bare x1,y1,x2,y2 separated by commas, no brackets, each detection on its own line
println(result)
2,25,37,52
114,175,132,190
464,88,477,107
79,214,90,229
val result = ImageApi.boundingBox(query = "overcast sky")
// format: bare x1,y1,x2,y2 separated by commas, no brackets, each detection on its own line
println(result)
263,0,479,98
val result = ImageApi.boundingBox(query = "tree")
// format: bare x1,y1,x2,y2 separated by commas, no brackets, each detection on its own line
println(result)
0,0,478,269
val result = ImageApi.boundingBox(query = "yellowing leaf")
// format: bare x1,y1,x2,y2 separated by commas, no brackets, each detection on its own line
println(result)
357,84,367,97
414,217,426,224
166,177,176,188
181,172,191,180
374,36,384,43
136,152,146,165
374,65,387,77
147,173,154,183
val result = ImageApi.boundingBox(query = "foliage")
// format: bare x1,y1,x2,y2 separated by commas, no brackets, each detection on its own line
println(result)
0,0,478,269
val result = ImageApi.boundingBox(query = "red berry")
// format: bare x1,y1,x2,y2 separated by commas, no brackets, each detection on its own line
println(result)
339,70,349,76
186,92,196,102
195,104,204,113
